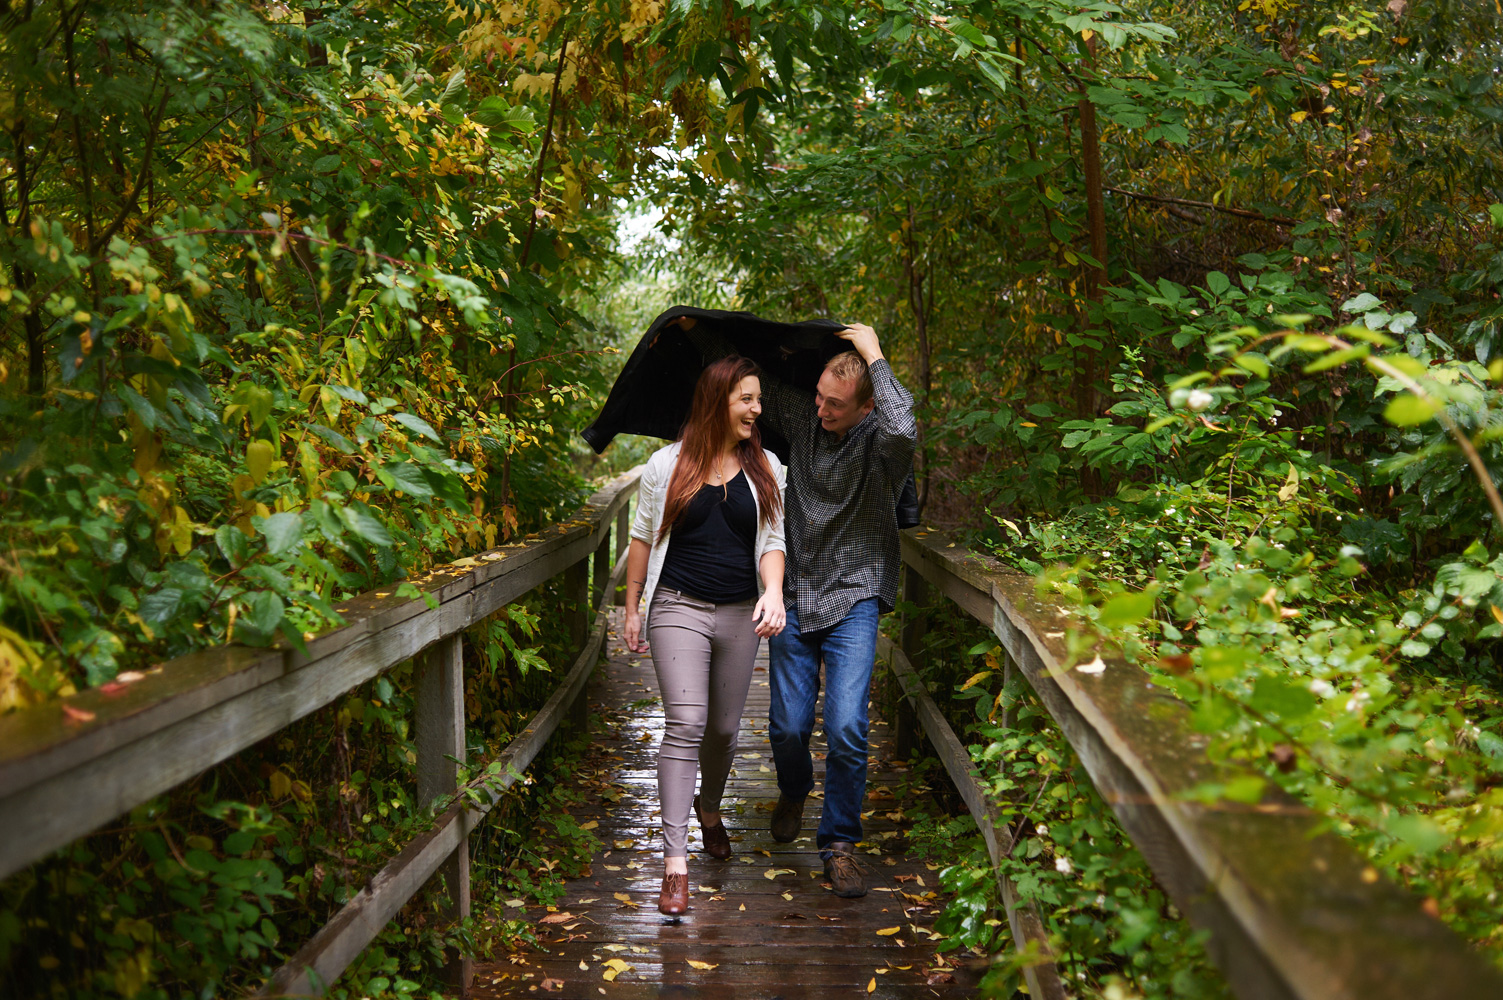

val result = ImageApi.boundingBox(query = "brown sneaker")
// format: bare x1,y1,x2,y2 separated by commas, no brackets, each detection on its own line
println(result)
770,794,805,843
658,871,690,915
694,796,732,860
822,842,867,898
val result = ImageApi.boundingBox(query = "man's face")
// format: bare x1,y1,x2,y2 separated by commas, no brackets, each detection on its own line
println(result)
815,370,875,438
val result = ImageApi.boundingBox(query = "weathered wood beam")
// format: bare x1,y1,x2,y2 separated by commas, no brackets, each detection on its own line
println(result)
259,595,614,998
0,470,641,880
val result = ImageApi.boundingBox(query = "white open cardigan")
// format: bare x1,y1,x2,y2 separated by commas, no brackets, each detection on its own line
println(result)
629,441,787,631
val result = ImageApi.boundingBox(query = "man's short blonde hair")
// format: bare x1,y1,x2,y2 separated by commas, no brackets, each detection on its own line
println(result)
823,350,873,404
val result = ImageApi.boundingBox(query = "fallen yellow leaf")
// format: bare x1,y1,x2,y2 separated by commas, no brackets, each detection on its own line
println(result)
686,959,718,971
876,927,901,936
613,893,632,902
580,820,599,830
867,977,876,993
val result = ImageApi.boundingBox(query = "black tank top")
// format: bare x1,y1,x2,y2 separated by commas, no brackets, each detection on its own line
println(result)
658,470,759,603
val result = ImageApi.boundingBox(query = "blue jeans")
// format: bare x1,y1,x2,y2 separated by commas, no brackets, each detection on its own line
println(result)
768,598,879,853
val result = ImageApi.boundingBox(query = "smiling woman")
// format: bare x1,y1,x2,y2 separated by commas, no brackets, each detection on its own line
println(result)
619,356,788,915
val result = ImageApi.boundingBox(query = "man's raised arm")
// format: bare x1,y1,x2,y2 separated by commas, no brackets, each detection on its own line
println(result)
838,323,917,470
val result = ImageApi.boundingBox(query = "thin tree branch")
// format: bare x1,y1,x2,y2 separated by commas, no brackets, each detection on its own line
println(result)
1104,186,1298,226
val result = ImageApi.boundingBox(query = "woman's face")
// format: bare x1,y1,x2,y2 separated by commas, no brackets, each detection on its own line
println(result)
726,375,762,443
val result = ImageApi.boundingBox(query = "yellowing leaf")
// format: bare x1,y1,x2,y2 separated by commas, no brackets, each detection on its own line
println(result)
246,439,275,485
579,820,599,830
960,670,993,691
867,978,876,993
686,960,718,971
269,771,292,799
1277,463,1300,502
875,927,901,936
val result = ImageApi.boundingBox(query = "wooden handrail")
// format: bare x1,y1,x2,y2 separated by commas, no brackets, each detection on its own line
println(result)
259,550,631,997
878,633,1067,1000
896,529,1503,1000
0,469,641,881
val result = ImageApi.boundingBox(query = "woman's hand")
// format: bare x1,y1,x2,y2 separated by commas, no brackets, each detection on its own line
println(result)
752,591,786,638
624,608,649,653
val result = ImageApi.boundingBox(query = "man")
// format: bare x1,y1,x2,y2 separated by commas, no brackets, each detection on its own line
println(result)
752,323,917,899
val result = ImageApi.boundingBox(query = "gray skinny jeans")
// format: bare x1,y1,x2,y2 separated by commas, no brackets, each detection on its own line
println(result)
647,589,761,858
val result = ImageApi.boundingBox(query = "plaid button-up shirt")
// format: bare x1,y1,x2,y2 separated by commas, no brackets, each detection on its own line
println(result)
760,360,917,633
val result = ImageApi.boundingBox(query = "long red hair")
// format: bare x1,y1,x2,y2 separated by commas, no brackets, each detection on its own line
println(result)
658,356,782,542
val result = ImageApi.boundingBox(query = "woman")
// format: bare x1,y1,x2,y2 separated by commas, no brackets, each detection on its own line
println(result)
623,356,787,916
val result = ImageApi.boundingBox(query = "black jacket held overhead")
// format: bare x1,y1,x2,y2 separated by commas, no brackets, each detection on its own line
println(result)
583,305,920,529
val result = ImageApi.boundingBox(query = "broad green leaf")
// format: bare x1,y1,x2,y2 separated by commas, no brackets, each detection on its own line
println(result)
259,512,304,556
1248,676,1316,719
341,504,394,547
247,440,276,485
247,590,286,637
1383,393,1436,426
1220,775,1266,804
216,524,251,565
1232,353,1269,378
379,462,434,498
1340,292,1382,313
117,384,158,431
1385,813,1450,856
139,588,185,625
1097,590,1155,628
392,412,441,442
1303,344,1369,373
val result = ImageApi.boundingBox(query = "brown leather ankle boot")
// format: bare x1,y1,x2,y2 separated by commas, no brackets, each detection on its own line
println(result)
658,871,690,915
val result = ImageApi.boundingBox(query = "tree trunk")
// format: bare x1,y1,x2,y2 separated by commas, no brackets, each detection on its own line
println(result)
1074,35,1107,498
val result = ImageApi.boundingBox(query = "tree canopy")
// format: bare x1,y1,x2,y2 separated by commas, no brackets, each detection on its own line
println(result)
3,1,1503,996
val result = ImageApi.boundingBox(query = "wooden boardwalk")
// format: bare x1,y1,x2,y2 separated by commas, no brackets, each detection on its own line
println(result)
471,609,983,998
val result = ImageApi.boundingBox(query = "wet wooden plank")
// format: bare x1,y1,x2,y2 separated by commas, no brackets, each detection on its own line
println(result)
470,610,983,999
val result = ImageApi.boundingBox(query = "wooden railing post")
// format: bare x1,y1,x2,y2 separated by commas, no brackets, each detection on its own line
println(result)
592,528,610,611
613,506,629,606
414,635,471,991
564,559,590,729
897,565,928,760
